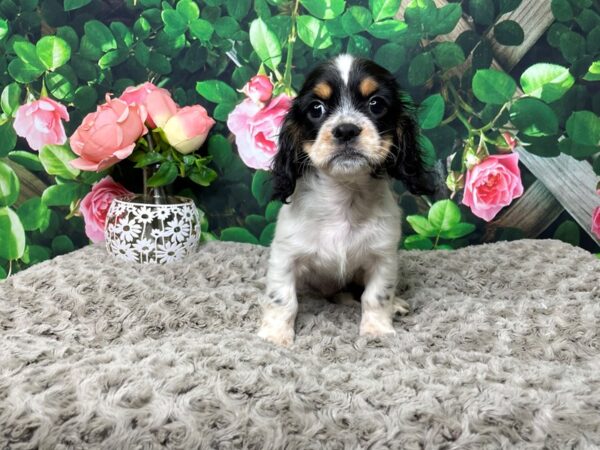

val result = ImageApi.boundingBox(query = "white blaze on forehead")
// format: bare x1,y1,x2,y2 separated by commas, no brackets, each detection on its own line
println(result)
335,54,354,85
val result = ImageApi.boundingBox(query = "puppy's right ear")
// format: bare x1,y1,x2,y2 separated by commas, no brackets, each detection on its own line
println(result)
271,115,301,203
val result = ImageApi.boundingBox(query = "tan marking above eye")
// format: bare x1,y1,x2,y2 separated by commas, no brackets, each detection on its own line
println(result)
313,82,332,100
359,77,379,97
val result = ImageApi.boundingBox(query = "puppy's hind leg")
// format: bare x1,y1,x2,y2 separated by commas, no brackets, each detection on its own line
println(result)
258,247,298,347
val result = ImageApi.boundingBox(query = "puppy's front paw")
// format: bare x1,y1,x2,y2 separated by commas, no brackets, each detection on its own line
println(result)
393,297,411,316
258,322,295,347
359,311,396,337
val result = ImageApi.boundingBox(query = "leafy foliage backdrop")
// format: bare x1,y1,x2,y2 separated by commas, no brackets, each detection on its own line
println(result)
0,0,599,277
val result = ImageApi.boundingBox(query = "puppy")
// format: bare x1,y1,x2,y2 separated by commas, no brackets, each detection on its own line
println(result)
258,54,434,346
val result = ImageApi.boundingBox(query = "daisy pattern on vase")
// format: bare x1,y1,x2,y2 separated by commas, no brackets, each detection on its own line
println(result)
104,196,200,264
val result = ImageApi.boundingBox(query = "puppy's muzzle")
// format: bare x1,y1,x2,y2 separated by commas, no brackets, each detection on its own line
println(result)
332,123,362,143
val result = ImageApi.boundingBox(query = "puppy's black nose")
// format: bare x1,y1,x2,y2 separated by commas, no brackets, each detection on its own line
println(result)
332,123,361,142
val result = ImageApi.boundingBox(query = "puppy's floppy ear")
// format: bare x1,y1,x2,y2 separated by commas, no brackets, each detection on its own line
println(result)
387,99,436,196
271,115,302,203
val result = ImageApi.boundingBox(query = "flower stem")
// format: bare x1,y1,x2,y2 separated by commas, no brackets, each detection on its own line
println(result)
282,0,300,94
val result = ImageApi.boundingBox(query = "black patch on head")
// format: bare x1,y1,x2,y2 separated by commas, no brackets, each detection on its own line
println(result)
271,56,435,202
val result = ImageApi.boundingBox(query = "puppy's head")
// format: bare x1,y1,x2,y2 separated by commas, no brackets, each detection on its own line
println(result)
272,54,434,202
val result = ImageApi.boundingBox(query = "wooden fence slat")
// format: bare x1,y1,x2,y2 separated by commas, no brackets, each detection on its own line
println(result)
516,149,600,245
490,2,554,70
5,160,47,206
483,180,564,241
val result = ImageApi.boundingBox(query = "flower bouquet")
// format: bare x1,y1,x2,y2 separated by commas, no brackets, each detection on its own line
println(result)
68,82,216,263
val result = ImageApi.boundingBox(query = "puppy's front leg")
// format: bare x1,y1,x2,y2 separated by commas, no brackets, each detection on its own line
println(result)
258,247,298,346
360,256,398,337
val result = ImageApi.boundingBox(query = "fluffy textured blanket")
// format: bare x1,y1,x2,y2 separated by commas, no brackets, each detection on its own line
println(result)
0,239,599,449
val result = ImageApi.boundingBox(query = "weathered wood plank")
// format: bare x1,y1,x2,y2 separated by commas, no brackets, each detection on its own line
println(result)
5,160,48,206
483,180,564,241
516,149,600,245
489,2,554,70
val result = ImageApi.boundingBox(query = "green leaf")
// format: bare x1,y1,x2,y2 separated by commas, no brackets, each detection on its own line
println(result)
41,183,83,206
374,42,404,72
220,227,259,244
583,61,600,81
0,161,20,207
494,20,524,46
189,18,214,41
403,234,433,250
566,111,600,146
98,49,129,69
245,214,267,236
432,42,465,70
472,69,516,105
406,215,437,237
404,0,436,31
428,199,461,232
249,18,282,70
189,166,218,186
408,52,434,86
430,3,462,36
252,170,273,206
214,17,240,38
367,19,407,39
25,245,52,265
8,151,43,171
52,235,74,255
498,0,521,14
259,222,276,246
133,152,164,168
147,53,172,75
0,207,26,260
559,30,586,63
147,161,178,187
347,35,372,57
13,41,46,70
302,0,346,19
265,200,282,222
341,6,372,34
39,144,80,180
64,0,91,10
17,197,50,231
520,63,575,103
417,94,445,130
558,138,598,158
553,220,580,246
0,19,8,41
36,36,71,70
369,0,400,21
196,80,238,104
519,135,560,158
162,9,188,36
208,134,234,171
1,83,22,116
133,17,152,39
510,98,559,137
177,0,200,21
8,58,44,83
438,222,476,239
45,65,78,101
84,20,117,52
551,0,573,21
73,85,98,111
469,0,495,25
297,15,333,49
0,121,17,157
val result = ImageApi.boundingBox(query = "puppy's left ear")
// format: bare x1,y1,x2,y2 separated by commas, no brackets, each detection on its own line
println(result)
271,115,302,203
387,104,436,196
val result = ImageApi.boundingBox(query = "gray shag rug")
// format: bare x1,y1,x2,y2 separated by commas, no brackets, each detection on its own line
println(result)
1,239,600,449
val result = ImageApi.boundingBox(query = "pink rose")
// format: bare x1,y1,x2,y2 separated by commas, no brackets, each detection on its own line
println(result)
142,88,178,128
119,81,158,106
70,95,148,172
227,94,293,170
163,105,215,154
462,153,524,222
592,207,600,239
241,75,273,104
13,98,69,151
80,176,132,243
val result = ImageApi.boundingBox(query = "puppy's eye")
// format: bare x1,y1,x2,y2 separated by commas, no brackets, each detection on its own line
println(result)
369,97,387,117
308,101,326,121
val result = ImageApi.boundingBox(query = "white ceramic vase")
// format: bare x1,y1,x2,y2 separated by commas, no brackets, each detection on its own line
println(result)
104,194,200,264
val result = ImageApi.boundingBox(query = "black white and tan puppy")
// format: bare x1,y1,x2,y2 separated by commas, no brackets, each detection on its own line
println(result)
258,54,434,346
